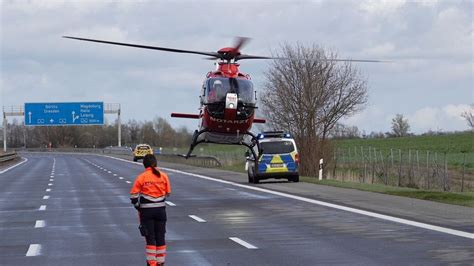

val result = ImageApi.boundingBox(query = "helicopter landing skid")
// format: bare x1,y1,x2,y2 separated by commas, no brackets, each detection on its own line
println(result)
183,129,261,160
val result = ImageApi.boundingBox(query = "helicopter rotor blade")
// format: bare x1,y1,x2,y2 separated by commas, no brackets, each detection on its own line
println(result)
236,54,388,63
232,36,250,53
63,36,220,58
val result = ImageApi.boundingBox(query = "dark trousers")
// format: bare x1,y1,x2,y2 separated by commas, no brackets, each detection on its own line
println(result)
140,207,167,246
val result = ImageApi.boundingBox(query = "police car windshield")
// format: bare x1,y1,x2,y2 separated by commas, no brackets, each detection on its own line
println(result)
261,141,295,154
137,146,150,150
206,78,254,104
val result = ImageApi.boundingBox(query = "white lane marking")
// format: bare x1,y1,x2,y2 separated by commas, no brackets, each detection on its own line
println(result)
165,201,176,206
49,179,54,182
34,220,45,228
26,244,42,256
48,183,53,186
119,177,124,179
126,181,131,184
113,174,117,176
43,196,50,200
0,157,28,174
229,237,258,249
39,205,46,211
101,155,474,240
45,189,51,192
50,175,54,178
189,215,206,223
108,171,112,174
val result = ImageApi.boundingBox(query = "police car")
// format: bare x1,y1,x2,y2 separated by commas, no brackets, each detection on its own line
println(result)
246,131,299,184
133,144,153,162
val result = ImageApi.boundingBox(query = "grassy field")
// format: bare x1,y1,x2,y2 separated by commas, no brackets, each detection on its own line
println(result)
300,177,474,207
335,132,473,153
334,132,474,169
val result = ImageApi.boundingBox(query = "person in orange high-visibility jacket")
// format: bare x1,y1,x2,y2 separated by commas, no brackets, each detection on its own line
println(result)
130,154,171,266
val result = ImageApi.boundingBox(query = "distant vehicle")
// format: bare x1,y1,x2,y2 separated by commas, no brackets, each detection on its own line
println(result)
133,144,153,162
246,131,299,184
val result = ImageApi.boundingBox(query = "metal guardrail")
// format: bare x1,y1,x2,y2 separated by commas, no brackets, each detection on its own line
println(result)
156,154,222,168
0,152,18,163
14,147,222,168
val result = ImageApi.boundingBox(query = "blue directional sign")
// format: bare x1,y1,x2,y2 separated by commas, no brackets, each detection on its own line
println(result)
24,102,104,126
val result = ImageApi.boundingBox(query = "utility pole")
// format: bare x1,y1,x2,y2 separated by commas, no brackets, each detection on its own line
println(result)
104,103,121,147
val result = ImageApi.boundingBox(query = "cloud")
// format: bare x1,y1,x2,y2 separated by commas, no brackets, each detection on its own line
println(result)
1,0,472,135
402,104,471,133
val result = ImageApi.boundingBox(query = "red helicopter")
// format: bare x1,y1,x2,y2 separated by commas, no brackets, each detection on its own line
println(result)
63,36,381,159
63,36,272,159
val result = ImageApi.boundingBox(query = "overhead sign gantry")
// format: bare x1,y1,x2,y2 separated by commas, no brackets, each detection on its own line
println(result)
2,102,121,152
24,102,104,126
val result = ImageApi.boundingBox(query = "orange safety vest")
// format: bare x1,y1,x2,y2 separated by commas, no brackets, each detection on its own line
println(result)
130,167,171,208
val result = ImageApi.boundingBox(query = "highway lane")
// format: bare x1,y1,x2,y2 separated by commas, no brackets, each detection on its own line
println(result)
0,153,473,265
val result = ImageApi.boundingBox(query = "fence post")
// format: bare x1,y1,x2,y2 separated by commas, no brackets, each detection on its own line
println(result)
361,146,366,183
426,150,430,190
408,149,412,185
380,150,387,185
443,152,449,191
372,147,376,184
416,150,420,187
398,149,402,187
461,152,466,192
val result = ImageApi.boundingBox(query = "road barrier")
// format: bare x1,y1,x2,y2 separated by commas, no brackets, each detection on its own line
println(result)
156,154,221,168
0,152,18,163
15,147,222,168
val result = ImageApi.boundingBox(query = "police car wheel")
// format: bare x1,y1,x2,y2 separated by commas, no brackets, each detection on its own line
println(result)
292,175,300,183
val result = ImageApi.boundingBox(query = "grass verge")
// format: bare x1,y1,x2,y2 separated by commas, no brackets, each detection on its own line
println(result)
300,177,474,207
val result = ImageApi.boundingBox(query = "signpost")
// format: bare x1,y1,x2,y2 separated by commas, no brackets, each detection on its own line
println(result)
24,102,104,126
3,102,120,152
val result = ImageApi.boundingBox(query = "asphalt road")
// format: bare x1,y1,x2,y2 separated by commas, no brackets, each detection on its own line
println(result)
0,153,472,265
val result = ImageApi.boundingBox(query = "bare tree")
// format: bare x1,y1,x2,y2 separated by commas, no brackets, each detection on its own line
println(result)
261,43,368,176
391,114,410,137
461,104,474,130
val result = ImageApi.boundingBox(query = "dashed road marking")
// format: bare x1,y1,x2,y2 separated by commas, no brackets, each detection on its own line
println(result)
189,215,206,223
35,220,45,228
165,201,176,206
49,179,54,182
46,188,51,192
229,237,258,249
103,155,474,240
126,181,131,184
48,183,53,186
39,205,46,211
119,177,124,179
26,244,42,256
43,196,50,200
113,174,117,176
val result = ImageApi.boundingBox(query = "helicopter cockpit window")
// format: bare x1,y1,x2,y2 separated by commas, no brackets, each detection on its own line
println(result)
206,78,255,105
206,78,230,104
235,79,255,105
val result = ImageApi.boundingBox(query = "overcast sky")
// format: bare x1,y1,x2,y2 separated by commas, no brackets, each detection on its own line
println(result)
1,0,472,134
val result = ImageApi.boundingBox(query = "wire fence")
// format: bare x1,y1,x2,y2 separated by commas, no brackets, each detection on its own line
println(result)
326,147,473,192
